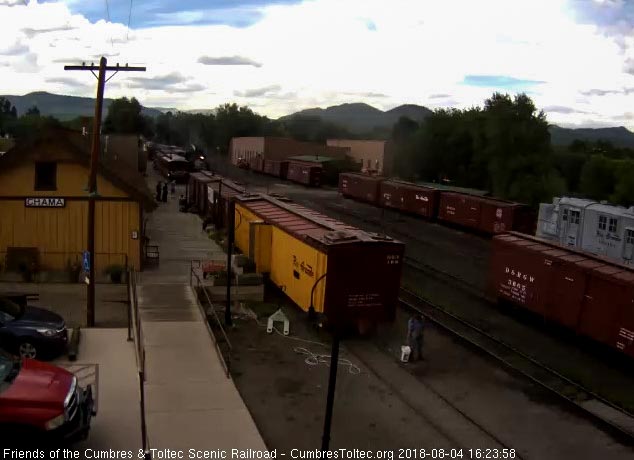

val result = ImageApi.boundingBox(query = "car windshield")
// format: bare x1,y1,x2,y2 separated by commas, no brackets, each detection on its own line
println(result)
0,297,22,320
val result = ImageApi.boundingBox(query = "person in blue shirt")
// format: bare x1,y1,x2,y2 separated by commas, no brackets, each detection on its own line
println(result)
407,314,425,361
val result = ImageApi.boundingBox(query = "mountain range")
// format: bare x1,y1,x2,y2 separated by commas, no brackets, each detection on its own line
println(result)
2,92,634,148
0,91,164,121
278,102,433,133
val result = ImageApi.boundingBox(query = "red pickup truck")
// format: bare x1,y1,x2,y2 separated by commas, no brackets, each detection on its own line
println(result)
0,351,94,446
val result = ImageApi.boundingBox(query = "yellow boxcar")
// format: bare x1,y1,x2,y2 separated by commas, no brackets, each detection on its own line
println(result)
234,195,405,329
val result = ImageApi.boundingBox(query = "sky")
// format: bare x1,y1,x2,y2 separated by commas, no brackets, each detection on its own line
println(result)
1,0,634,129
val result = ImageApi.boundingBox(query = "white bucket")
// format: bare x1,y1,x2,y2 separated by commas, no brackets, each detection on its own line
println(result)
400,345,411,363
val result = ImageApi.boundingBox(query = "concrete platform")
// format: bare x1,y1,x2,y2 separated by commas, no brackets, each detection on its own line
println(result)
138,172,267,450
55,328,141,451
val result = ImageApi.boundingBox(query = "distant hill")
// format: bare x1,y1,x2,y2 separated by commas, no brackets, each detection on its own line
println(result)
549,125,634,149
279,102,433,134
1,91,164,121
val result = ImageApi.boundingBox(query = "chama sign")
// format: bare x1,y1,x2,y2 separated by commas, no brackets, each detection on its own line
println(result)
24,198,66,208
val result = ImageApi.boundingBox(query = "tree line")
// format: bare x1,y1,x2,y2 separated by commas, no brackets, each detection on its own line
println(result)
3,93,633,208
390,93,634,208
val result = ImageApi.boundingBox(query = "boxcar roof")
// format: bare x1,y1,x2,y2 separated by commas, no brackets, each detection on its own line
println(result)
190,172,219,183
497,232,634,278
415,181,490,196
341,172,386,181
236,194,402,247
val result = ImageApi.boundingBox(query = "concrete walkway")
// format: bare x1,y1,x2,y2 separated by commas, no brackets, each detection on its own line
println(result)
56,328,141,451
138,177,267,450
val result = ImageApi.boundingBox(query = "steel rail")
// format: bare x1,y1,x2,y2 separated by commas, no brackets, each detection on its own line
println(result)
399,287,634,445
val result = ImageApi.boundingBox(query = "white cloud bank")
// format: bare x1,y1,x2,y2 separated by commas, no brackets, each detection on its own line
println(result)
0,0,633,129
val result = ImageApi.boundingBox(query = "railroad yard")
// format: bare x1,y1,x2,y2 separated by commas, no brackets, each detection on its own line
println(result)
181,160,634,458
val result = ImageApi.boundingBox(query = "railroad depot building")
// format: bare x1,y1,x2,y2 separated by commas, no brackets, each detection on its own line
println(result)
229,137,350,165
326,139,395,175
0,128,156,276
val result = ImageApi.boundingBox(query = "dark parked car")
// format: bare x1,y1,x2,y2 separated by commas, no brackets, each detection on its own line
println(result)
0,295,68,360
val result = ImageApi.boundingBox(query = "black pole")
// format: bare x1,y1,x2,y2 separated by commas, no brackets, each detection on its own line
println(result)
225,198,235,327
321,331,340,452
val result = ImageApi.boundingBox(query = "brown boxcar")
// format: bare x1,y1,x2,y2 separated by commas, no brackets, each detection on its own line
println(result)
338,173,383,205
233,194,405,331
379,180,440,219
287,161,322,187
438,192,532,235
489,232,634,359
249,155,264,172
263,159,289,178
207,177,246,229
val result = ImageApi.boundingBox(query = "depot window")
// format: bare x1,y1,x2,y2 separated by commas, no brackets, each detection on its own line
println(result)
562,209,568,221
598,215,607,231
570,210,580,225
609,217,618,233
34,162,57,191
626,229,634,244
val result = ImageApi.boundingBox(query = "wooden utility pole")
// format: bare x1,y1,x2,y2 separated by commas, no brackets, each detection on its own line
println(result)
64,57,146,327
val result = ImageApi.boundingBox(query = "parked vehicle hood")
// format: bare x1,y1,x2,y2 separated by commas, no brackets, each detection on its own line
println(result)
15,306,64,329
0,359,73,408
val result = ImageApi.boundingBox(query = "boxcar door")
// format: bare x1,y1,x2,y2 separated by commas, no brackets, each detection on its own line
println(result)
561,208,581,247
623,228,634,265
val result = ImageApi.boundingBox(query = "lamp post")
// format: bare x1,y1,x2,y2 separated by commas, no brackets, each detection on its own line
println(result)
321,328,341,452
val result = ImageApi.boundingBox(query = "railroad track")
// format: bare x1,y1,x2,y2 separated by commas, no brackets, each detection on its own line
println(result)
399,287,634,445
403,255,485,300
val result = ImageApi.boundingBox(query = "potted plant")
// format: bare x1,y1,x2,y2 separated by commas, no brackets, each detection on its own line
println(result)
66,259,82,283
105,264,126,284
18,262,39,283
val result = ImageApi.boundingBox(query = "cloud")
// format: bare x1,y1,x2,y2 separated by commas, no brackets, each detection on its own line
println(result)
462,75,546,88
625,58,634,75
198,55,262,67
47,76,91,87
58,1,304,28
0,41,29,56
580,87,634,96
611,112,634,120
0,0,23,6
13,52,40,73
342,91,388,98
127,72,206,93
2,0,634,130
543,105,591,114
22,25,77,38
234,84,281,97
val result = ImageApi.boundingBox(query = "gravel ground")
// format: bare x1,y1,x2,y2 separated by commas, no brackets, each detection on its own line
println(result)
218,289,633,459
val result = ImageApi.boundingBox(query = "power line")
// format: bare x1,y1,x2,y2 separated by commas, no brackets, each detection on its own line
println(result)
125,0,132,43
104,0,114,49
127,0,134,42
104,0,111,22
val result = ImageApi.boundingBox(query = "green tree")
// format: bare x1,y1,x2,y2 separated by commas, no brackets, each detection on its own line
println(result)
0,97,18,137
103,97,151,136
610,160,634,206
26,105,40,116
579,154,616,200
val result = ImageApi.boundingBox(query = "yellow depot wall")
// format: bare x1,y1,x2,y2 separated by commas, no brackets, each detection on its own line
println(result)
0,200,140,272
269,226,328,313
0,162,127,198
